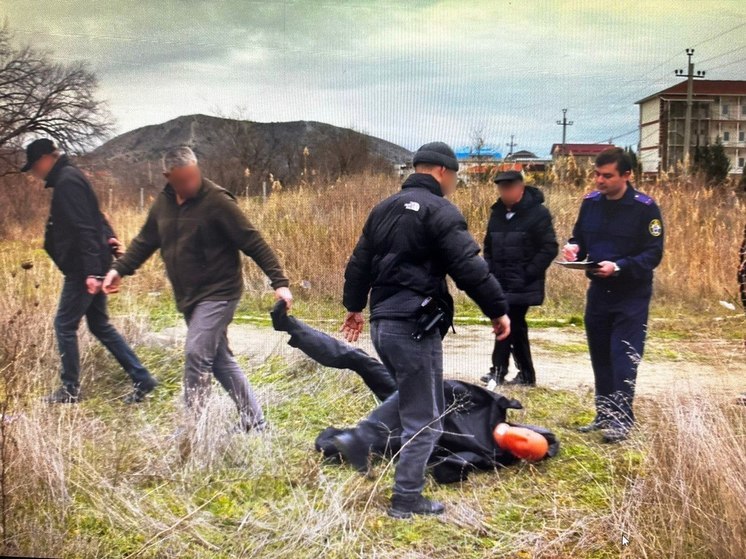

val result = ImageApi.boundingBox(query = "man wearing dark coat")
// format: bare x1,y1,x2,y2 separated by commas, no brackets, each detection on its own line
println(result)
20,138,157,404
481,171,558,386
340,142,511,519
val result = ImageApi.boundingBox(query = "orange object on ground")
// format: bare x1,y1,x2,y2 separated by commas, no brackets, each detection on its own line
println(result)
493,423,549,462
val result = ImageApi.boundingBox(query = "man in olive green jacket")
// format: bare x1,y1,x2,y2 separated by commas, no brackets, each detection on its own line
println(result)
104,146,292,431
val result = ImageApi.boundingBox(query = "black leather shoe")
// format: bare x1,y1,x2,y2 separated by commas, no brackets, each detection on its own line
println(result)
602,426,630,444
124,377,158,404
44,385,80,404
388,493,445,519
577,419,608,433
270,299,291,332
505,373,534,386
481,367,508,385
332,432,371,474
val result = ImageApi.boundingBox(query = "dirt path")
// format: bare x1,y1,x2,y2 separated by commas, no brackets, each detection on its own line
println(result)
145,321,746,396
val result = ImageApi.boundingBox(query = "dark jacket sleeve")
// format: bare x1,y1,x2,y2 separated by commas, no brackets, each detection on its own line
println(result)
430,204,508,319
482,218,492,264
568,202,588,261
112,205,160,276
55,171,107,277
343,218,374,312
216,192,289,289
101,214,116,240
615,203,664,280
525,208,558,280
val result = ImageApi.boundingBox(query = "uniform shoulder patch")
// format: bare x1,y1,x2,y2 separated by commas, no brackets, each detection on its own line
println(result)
583,191,602,200
633,192,654,205
649,218,662,237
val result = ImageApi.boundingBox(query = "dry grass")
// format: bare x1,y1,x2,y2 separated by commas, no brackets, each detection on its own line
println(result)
0,170,744,557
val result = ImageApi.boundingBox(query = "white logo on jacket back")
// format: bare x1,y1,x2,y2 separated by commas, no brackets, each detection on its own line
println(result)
404,201,420,212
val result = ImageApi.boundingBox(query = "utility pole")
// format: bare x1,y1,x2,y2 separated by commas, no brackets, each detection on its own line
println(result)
556,109,573,149
506,135,517,158
674,48,706,164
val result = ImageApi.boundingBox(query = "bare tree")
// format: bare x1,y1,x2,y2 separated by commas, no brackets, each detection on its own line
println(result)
325,127,374,178
208,106,283,194
0,23,113,173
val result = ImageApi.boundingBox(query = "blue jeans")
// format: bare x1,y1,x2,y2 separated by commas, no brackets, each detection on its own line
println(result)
54,276,151,390
370,318,444,496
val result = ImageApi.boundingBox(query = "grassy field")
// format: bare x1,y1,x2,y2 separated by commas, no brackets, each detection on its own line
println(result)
0,171,745,557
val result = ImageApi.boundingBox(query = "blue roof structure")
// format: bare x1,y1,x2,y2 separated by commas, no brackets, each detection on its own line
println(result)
454,145,503,160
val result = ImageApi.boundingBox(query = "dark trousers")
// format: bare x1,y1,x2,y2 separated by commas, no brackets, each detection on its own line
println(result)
584,285,650,430
54,276,151,390
370,319,444,496
492,304,535,381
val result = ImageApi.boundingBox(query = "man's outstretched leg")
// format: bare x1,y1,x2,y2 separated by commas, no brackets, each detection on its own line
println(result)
86,290,157,403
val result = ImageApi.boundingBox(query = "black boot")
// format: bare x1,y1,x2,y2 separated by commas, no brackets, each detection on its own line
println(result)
602,422,631,444
388,493,445,519
577,417,609,433
44,385,80,404
510,336,537,386
480,366,496,384
481,366,508,385
332,431,371,474
505,371,534,386
124,376,159,404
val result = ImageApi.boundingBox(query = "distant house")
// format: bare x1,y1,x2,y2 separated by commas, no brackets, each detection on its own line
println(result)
636,79,746,175
551,143,615,167
504,150,550,173
454,145,503,183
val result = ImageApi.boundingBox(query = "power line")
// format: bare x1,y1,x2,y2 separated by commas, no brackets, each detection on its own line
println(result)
707,56,746,72
698,45,746,65
692,22,746,48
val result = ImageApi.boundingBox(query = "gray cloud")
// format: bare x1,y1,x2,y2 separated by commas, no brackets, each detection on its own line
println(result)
5,0,745,155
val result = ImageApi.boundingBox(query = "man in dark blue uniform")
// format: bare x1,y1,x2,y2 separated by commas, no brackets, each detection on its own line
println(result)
563,148,663,443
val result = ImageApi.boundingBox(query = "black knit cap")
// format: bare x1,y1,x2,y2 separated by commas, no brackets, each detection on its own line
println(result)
412,142,459,172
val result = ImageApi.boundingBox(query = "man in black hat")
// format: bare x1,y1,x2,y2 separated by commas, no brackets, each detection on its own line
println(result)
21,138,157,404
340,141,511,518
480,171,558,386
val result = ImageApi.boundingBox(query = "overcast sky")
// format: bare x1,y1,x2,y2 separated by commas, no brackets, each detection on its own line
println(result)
5,0,746,156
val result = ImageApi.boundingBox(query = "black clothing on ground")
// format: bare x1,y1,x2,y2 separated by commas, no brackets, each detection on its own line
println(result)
268,303,559,483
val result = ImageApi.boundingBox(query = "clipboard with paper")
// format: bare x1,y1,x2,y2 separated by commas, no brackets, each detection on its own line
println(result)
554,260,601,270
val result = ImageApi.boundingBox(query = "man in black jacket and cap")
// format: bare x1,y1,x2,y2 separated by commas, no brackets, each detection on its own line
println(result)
481,171,558,386
340,141,511,519
21,138,157,404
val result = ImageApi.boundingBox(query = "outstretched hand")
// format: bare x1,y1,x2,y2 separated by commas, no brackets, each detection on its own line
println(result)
274,287,294,310
102,270,121,294
492,314,511,341
341,312,364,343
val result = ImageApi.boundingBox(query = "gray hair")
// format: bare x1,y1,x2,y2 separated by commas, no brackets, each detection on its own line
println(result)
162,146,198,171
